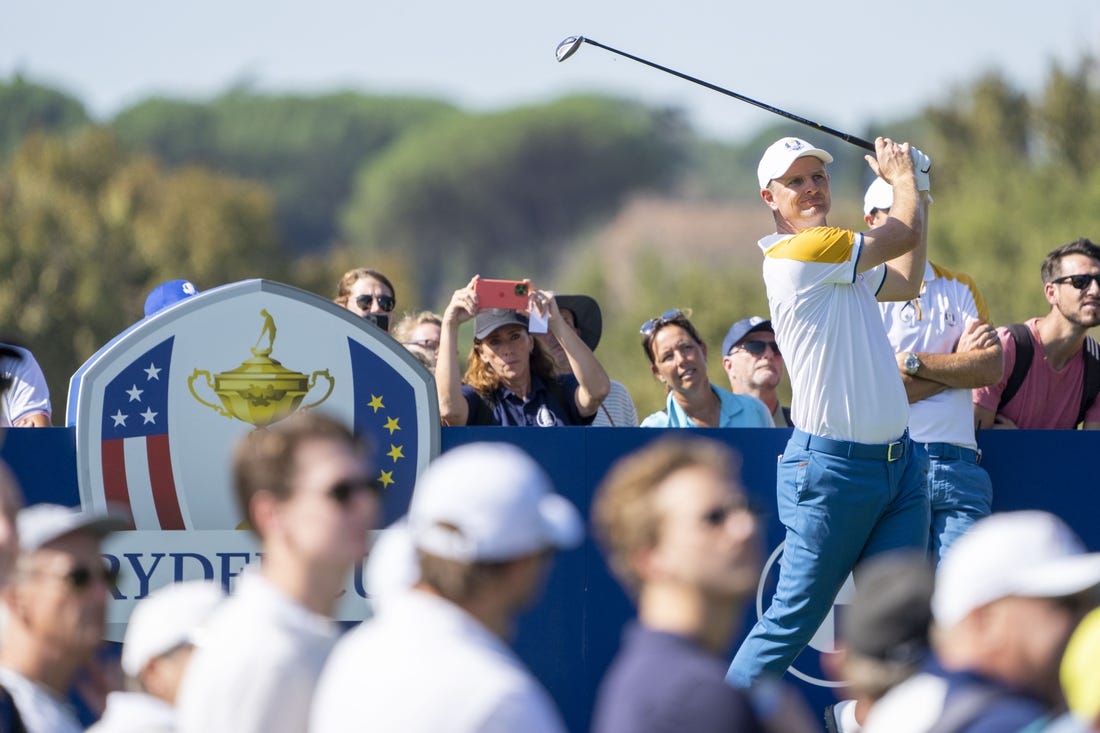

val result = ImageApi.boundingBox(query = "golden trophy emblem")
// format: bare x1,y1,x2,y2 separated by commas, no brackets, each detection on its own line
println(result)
188,309,335,425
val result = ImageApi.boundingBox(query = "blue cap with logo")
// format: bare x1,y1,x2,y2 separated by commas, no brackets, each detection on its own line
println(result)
721,316,773,356
144,279,199,317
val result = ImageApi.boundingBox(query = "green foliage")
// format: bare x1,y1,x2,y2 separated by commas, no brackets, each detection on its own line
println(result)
0,77,90,160
340,95,690,302
0,128,284,411
112,91,459,252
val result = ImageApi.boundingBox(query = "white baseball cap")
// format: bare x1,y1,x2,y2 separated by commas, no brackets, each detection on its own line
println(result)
17,504,131,552
757,137,834,189
932,511,1100,628
121,580,226,677
120,581,225,677
863,177,894,216
408,442,583,563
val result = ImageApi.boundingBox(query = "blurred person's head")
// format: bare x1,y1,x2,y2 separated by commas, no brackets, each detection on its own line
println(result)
336,268,396,332
720,317,783,401
533,295,602,375
406,442,582,638
592,436,759,652
862,176,894,229
932,511,1100,708
120,580,225,705
392,311,442,372
233,412,380,583
144,279,200,318
639,309,711,396
1,504,129,693
823,551,934,726
464,310,556,399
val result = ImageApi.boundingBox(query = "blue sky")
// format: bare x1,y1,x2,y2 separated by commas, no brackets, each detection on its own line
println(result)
4,1,1098,142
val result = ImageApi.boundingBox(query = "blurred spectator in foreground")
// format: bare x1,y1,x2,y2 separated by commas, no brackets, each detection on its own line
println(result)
177,411,380,733
720,316,790,427
311,442,581,732
144,280,200,318
533,293,638,426
335,267,396,332
391,311,442,373
639,309,772,428
1,344,51,427
974,239,1100,430
591,436,817,733
823,551,934,733
864,511,1100,733
0,504,129,732
89,581,225,733
0,461,23,588
437,276,609,426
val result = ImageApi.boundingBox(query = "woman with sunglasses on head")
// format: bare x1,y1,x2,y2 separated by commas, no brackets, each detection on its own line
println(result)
437,275,610,426
335,268,397,332
639,310,773,429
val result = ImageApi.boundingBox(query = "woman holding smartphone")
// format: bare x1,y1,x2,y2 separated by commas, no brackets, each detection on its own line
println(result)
437,275,610,426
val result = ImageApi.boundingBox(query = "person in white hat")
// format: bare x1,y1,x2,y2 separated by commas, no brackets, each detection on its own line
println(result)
88,581,224,733
727,135,935,688
864,510,1100,733
867,176,1002,566
310,442,583,733
176,412,380,733
0,503,130,733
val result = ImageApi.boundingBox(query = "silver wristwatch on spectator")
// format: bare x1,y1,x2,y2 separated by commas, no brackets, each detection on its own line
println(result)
904,352,922,376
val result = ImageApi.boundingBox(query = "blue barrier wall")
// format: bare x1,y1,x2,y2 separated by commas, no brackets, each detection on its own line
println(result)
2,427,1095,731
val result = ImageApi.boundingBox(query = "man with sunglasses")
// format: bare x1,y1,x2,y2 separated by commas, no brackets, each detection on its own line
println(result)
866,177,1003,566
0,503,129,733
721,316,791,428
334,267,397,332
177,411,380,733
974,238,1100,430
727,136,933,688
591,436,818,733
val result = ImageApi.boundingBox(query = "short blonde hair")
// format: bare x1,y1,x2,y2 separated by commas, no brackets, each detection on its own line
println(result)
592,436,739,596
391,311,442,344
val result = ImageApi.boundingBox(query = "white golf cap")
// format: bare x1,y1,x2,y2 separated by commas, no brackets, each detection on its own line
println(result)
757,137,833,189
17,503,131,552
408,442,583,563
863,177,894,216
932,511,1100,628
121,580,226,677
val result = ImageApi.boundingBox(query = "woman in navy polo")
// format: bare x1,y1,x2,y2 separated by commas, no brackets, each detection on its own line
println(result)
437,276,610,426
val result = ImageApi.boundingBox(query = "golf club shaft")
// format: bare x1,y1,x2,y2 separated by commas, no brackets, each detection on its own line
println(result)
580,37,875,152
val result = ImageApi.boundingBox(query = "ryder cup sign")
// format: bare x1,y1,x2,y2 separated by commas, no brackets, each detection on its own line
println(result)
68,279,439,639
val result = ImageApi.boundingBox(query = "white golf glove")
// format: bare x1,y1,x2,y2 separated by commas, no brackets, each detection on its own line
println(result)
910,147,932,192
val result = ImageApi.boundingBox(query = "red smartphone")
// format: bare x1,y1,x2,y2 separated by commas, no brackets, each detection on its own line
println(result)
475,278,531,311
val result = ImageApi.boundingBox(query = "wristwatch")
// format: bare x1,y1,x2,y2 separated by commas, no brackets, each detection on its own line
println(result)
904,352,922,376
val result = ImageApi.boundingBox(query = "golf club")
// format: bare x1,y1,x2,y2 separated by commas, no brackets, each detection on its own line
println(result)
555,35,875,153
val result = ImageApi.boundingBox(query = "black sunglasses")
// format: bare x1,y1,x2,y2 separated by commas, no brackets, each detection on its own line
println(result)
38,563,121,591
355,294,396,312
402,339,440,351
640,309,686,337
700,496,756,527
734,340,781,358
327,477,382,505
1052,274,1100,291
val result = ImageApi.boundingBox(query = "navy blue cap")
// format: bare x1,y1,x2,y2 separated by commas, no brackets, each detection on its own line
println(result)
721,316,773,356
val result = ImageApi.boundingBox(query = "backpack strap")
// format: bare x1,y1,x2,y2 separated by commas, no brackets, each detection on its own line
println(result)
997,324,1034,414
1076,335,1100,425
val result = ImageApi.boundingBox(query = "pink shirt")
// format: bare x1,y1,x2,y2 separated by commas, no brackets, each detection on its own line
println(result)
973,318,1100,428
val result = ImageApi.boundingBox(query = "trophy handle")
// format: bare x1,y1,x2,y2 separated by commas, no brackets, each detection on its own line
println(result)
301,369,335,411
188,369,233,419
